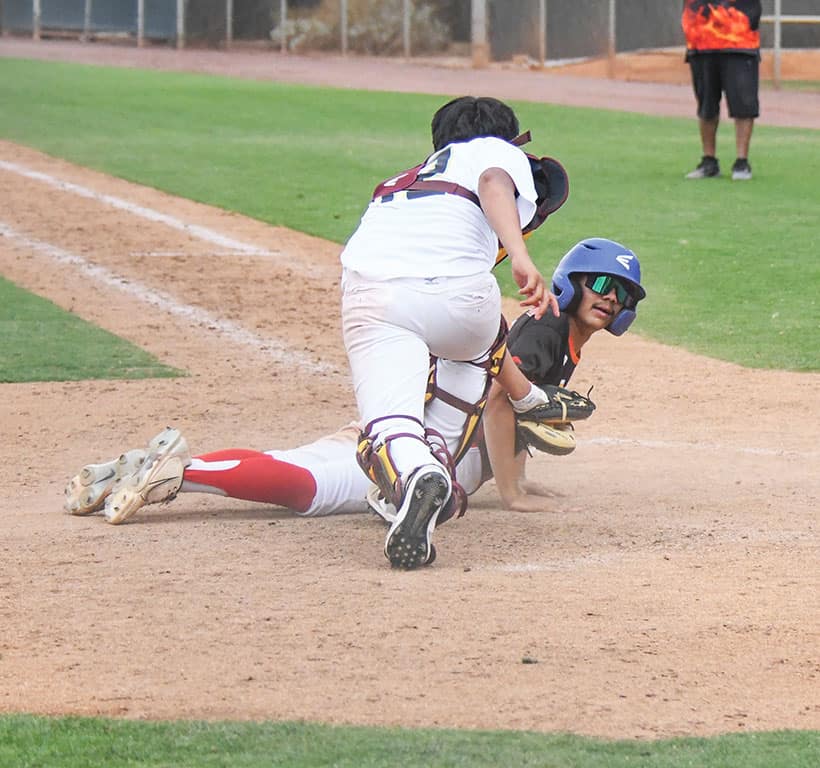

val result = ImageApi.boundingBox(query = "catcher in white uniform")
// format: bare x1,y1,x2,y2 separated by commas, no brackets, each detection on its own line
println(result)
65,95,578,570
340,95,568,569
64,239,647,570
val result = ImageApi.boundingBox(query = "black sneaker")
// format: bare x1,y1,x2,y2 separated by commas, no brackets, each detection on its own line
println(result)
731,158,752,180
685,155,720,179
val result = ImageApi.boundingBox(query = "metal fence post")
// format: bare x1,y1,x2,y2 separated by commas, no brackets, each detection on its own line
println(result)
607,0,616,78
33,0,41,40
403,0,411,58
773,0,782,90
762,3,820,91
539,0,547,65
226,0,233,48
280,0,287,53
471,0,488,67
341,0,348,55
177,0,185,49
82,0,92,42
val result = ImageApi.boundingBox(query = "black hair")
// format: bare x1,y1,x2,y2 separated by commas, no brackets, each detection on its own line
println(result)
431,96,520,151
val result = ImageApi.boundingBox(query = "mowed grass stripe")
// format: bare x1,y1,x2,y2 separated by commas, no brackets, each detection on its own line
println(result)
0,275,180,382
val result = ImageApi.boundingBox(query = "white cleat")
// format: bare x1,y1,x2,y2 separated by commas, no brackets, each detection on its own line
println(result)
64,449,147,516
104,428,192,525
366,485,397,526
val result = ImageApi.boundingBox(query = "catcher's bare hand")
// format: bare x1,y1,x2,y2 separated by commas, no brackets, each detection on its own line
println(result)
511,256,559,320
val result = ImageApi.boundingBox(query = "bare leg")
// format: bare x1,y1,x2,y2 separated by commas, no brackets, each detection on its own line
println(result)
734,117,754,159
699,116,719,157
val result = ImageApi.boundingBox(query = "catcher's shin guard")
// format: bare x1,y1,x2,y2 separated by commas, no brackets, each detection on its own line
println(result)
424,426,467,525
357,417,467,536
357,436,401,508
356,416,426,509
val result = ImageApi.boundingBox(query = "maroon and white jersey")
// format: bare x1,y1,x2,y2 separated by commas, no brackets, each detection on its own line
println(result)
340,136,537,280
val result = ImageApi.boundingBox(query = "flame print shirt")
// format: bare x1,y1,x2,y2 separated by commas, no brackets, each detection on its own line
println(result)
682,0,761,54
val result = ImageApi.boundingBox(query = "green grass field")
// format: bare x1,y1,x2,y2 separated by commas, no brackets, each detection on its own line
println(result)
0,277,180,382
1,57,818,765
1,715,818,768
1,58,818,373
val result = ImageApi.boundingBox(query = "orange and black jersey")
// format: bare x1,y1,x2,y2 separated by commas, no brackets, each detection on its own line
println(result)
682,1,761,54
507,310,579,389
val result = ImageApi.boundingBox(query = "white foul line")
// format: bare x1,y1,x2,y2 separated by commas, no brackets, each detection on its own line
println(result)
0,159,326,277
0,221,338,377
583,436,819,459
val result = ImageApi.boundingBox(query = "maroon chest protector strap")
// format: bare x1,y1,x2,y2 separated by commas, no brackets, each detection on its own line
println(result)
372,165,480,207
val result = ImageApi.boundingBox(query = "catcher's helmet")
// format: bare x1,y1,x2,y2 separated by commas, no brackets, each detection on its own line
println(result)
524,155,569,235
511,131,570,235
552,238,646,336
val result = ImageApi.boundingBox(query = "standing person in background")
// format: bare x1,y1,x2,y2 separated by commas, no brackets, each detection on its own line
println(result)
682,0,761,180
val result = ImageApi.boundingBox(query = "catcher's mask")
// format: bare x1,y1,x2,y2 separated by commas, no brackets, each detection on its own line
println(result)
496,131,569,263
512,130,570,235
552,237,646,336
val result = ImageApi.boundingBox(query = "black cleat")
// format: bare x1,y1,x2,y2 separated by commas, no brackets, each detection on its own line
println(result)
384,468,449,570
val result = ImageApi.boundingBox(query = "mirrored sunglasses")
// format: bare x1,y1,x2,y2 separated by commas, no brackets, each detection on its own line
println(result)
586,274,633,305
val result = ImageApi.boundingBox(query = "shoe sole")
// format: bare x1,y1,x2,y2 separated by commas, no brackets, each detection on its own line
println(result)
64,449,147,515
384,471,449,570
104,429,189,525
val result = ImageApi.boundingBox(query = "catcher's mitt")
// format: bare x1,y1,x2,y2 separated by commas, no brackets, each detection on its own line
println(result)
514,385,595,456
515,420,576,456
515,385,595,424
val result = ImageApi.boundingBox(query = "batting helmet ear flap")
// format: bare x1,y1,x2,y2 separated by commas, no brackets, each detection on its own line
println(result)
565,276,584,314
552,268,580,311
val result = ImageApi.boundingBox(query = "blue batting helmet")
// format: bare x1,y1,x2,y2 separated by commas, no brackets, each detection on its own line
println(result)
552,238,646,336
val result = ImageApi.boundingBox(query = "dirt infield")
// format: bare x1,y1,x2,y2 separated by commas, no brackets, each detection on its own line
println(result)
1,42,818,739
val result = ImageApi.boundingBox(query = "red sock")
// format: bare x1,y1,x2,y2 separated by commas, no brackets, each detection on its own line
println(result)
184,449,317,513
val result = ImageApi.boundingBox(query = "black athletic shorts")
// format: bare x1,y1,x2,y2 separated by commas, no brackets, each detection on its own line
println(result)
687,52,760,120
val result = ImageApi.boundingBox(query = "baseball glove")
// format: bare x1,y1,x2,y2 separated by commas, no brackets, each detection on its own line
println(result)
516,385,596,423
515,420,577,456
514,385,596,456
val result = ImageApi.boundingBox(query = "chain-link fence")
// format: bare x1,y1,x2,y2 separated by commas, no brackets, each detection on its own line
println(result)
2,1,818,62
